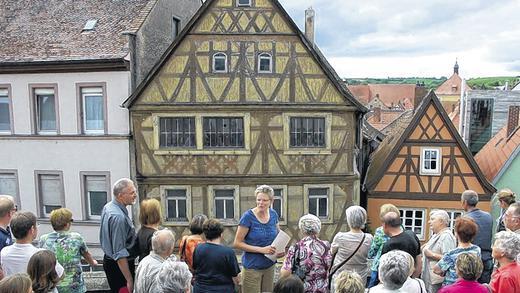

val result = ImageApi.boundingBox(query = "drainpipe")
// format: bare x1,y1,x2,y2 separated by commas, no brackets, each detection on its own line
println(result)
123,31,137,92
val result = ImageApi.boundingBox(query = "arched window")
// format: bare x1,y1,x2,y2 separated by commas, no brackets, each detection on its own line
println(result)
213,53,227,73
258,53,272,73
237,0,251,7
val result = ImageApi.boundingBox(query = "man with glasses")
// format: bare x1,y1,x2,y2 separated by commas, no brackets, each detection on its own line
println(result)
100,178,138,293
0,195,16,251
504,202,520,234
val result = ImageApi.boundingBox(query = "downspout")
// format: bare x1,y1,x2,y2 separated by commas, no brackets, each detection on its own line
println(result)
123,31,138,91
459,79,466,141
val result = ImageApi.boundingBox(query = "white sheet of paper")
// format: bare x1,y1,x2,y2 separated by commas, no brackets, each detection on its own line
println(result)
264,230,291,261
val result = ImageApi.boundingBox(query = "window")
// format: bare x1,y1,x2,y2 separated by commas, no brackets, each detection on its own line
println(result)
203,117,244,148
290,117,325,147
237,0,251,6
83,174,109,220
258,53,272,73
469,99,494,154
214,189,235,219
165,189,187,221
33,87,58,134
0,172,18,203
159,117,196,148
308,188,329,218
81,87,105,134
37,173,64,217
82,19,97,32
399,208,425,240
271,188,283,220
0,88,11,133
420,148,441,175
172,17,180,38
213,53,227,73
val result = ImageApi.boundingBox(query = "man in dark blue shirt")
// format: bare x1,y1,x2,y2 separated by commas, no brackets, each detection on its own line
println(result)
461,190,493,283
0,195,16,279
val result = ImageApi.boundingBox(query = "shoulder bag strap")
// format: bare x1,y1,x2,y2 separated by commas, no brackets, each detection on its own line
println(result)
415,278,423,293
328,233,366,289
291,242,301,274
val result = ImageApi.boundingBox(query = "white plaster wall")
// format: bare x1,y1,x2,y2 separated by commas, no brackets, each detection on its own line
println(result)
0,71,130,135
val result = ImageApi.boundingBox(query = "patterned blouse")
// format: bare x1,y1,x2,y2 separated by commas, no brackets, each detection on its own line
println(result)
368,226,390,272
282,236,331,293
39,231,89,293
437,244,481,286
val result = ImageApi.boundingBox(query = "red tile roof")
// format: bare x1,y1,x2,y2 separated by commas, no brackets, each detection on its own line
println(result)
367,110,406,131
435,73,472,95
0,0,157,62
474,125,520,182
347,84,418,110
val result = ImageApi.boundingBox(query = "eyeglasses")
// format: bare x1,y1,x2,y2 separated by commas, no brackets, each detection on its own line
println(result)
504,212,520,219
11,205,17,212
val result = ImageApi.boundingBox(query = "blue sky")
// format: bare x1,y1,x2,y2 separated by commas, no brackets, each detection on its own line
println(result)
280,0,520,78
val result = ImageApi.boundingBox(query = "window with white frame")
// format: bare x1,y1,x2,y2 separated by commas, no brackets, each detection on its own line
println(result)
37,174,63,217
271,188,283,220
203,117,244,148
214,189,235,219
159,117,196,148
83,175,108,220
420,148,441,175
290,117,326,147
0,172,18,202
34,88,57,134
0,88,11,133
258,53,272,73
237,0,251,6
399,208,425,240
165,189,188,221
81,87,104,134
213,53,227,73
308,188,329,218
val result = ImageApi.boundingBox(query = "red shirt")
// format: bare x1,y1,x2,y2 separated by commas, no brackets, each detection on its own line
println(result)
490,262,520,293
438,279,489,293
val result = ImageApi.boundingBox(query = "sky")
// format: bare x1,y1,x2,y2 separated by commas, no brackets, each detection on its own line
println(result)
279,0,520,79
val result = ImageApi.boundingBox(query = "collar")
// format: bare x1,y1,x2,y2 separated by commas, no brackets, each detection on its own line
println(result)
497,261,517,272
149,251,167,262
467,208,480,214
0,226,10,235
112,199,128,216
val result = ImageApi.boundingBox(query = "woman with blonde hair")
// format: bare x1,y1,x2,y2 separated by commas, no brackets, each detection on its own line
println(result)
137,198,162,261
27,250,60,293
495,188,516,232
334,271,365,293
368,203,401,287
0,273,32,293
39,208,97,293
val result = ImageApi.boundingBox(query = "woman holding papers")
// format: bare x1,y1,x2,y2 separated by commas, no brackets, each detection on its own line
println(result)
234,185,284,293
280,214,331,293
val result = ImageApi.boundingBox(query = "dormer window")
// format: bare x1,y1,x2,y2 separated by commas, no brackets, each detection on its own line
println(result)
258,53,272,73
213,53,227,73
237,0,251,7
82,19,97,32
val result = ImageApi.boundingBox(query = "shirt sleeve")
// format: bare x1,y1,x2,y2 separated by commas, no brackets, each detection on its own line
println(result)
439,233,456,254
492,275,515,293
368,227,384,259
282,244,296,271
437,253,453,273
109,215,131,260
227,249,241,277
239,211,252,228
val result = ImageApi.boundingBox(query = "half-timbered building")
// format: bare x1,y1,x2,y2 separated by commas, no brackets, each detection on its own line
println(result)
364,91,495,242
124,0,367,242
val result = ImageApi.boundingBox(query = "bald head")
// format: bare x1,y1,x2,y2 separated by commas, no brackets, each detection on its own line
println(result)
151,229,175,257
0,195,15,219
382,211,402,228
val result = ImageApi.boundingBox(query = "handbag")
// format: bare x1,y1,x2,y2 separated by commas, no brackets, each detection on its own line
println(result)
328,233,366,290
291,242,307,280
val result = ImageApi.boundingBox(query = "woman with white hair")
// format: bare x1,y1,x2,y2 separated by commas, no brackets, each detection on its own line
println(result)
155,259,192,293
280,214,331,293
421,210,456,292
489,231,520,292
329,205,373,291
369,250,410,292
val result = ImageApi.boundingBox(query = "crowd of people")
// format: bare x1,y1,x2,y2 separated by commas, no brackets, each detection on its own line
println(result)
0,180,519,293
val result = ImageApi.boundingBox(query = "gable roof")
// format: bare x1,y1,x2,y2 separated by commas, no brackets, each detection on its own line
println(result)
347,84,417,110
364,90,495,194
122,0,367,112
435,72,471,95
474,125,520,183
0,0,157,63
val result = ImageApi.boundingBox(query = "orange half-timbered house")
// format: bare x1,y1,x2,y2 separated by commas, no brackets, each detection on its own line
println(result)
364,91,495,242
123,0,367,243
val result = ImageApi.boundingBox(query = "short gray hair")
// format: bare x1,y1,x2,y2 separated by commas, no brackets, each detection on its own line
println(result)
430,210,450,227
255,185,274,200
378,250,409,290
0,195,15,218
509,203,520,217
462,190,479,207
494,231,520,261
345,205,367,230
155,259,192,292
113,178,134,197
152,229,175,255
298,214,321,235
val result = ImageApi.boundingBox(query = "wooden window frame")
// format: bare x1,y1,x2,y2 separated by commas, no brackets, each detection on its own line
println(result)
34,170,65,218
158,116,196,148
420,147,441,175
76,83,108,135
258,53,273,73
212,53,228,73
0,84,13,134
283,113,332,155
203,116,245,148
152,113,250,155
160,185,192,226
208,185,240,226
0,169,21,209
80,171,111,221
399,207,426,240
303,184,334,224
29,84,60,135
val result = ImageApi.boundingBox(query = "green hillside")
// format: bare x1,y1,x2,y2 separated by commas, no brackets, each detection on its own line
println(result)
345,76,520,90
467,77,520,89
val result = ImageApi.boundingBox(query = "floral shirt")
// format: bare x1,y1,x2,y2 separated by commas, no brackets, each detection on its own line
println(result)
368,226,390,272
40,231,88,293
437,244,481,286
282,236,331,293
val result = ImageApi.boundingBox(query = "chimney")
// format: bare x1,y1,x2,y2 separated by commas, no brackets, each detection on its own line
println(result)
373,107,381,123
414,83,428,109
507,106,520,137
305,7,315,44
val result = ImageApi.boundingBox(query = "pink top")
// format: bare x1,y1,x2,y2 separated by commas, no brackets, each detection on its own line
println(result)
438,279,489,293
